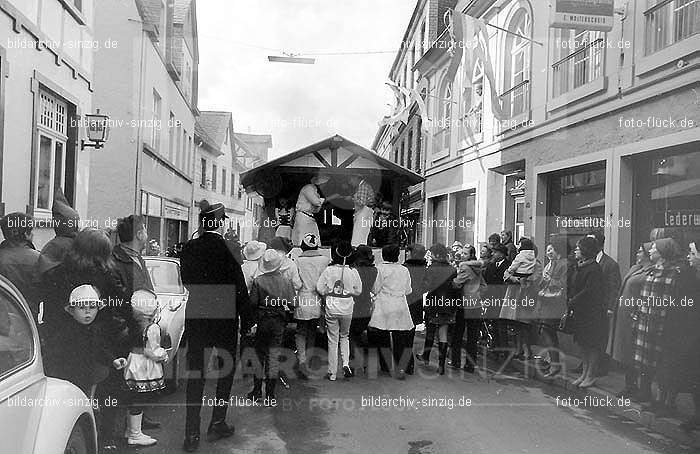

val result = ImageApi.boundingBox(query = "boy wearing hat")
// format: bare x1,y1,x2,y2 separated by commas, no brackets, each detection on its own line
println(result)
241,240,267,290
294,233,330,378
247,249,297,405
43,284,127,395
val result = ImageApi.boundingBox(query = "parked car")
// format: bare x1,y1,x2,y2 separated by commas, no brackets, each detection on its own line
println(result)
143,257,188,389
0,275,98,454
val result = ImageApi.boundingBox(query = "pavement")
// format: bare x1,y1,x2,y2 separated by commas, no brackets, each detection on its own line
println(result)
112,336,699,454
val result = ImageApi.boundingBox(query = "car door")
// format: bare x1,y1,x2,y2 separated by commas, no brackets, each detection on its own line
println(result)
0,282,44,453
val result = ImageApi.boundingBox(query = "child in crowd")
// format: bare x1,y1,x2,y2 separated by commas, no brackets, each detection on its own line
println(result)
120,289,168,447
503,237,536,281
317,241,362,381
247,249,296,405
241,240,268,290
42,284,129,453
294,233,330,378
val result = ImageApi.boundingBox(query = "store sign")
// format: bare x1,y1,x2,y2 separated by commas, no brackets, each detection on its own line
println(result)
147,194,162,217
657,210,700,228
550,0,614,32
163,201,189,221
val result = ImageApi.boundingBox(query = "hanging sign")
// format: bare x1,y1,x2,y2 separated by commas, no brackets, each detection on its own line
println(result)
550,0,614,32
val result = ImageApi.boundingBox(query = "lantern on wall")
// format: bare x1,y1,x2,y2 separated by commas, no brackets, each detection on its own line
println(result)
81,109,110,150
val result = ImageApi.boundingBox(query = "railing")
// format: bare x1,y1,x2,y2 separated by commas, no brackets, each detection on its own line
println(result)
552,38,603,98
645,0,699,55
499,80,530,119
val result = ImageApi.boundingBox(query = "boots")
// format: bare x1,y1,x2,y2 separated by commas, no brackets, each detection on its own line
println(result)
247,378,263,403
417,344,432,366
126,413,157,447
438,343,448,375
265,378,277,406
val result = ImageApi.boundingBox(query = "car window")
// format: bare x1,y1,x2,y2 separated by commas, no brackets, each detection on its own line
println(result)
146,261,184,294
0,290,34,379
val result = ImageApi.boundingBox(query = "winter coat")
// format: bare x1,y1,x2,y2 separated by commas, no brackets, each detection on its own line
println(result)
0,240,40,315
568,259,607,350
404,259,428,324
424,260,460,325
112,244,154,296
250,270,297,320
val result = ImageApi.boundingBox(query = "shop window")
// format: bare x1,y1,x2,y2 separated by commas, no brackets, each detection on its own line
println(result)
546,163,606,250
632,149,700,253
453,189,476,246
431,195,448,246
34,90,68,211
551,29,604,97
644,0,700,55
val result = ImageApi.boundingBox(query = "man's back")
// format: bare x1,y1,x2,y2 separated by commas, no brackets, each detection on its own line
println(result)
181,232,240,320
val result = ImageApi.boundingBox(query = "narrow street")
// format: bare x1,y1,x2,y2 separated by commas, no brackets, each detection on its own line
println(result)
130,347,693,454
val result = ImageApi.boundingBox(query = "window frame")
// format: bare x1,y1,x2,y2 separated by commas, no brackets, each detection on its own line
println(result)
34,89,69,213
498,6,533,131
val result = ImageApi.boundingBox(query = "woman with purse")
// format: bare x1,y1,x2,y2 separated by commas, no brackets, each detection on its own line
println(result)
536,238,571,378
568,237,607,388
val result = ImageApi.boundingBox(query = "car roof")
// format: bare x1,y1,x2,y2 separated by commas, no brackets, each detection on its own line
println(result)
143,256,180,264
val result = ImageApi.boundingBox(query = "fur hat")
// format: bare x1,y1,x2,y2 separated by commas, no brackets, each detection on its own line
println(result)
243,240,267,261
68,284,101,308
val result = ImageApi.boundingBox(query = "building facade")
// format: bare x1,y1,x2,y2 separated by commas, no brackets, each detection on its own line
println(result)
233,132,271,243
0,0,96,248
88,0,199,253
378,0,699,276
373,0,457,246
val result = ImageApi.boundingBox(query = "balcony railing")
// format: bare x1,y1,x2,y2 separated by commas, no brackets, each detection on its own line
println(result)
645,0,700,55
499,80,530,119
552,38,603,98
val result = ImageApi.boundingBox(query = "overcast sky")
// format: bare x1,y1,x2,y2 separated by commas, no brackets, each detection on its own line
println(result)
197,0,416,158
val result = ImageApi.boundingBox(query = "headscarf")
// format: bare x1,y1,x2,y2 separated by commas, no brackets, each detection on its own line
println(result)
653,238,684,262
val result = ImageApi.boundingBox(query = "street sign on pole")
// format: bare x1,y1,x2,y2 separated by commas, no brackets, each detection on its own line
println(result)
550,0,614,32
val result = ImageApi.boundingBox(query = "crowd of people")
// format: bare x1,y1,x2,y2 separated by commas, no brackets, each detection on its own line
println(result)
0,190,699,452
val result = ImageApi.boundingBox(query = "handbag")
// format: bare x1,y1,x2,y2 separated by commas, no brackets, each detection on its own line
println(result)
559,307,575,334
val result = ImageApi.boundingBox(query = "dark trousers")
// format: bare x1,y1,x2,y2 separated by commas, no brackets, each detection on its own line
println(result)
367,328,413,372
185,319,238,435
254,316,285,379
449,311,481,368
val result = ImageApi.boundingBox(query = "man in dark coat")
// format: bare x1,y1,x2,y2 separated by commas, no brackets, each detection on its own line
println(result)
0,212,40,315
36,190,80,276
404,244,428,375
588,231,621,377
180,203,251,452
113,215,153,295
500,230,518,263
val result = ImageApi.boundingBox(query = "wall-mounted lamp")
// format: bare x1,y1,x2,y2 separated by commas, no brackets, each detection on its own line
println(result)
81,109,110,150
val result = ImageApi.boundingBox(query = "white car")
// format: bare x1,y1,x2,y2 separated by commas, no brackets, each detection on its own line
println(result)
0,275,98,454
143,257,188,388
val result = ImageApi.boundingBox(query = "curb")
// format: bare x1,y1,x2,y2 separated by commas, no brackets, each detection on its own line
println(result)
506,357,700,449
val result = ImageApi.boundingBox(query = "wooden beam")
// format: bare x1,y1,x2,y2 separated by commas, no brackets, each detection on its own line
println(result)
339,155,358,168
313,151,331,167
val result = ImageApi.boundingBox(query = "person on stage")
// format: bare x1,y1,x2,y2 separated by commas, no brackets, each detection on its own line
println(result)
291,175,328,246
349,175,376,247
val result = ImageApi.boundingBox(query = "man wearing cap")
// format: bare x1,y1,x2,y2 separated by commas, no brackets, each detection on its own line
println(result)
241,240,267,290
179,202,251,452
292,175,327,246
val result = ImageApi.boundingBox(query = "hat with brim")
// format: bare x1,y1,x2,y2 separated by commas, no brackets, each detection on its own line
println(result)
311,175,329,185
244,240,267,261
68,284,102,308
259,249,283,274
201,202,228,230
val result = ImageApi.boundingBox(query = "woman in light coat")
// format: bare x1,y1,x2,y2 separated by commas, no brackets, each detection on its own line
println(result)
369,244,414,379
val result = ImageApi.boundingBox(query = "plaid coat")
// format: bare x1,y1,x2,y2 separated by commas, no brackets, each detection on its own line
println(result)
632,263,678,370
